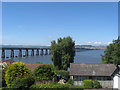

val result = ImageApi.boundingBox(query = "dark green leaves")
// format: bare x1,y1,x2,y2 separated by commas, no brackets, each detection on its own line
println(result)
102,38,120,65
50,36,75,70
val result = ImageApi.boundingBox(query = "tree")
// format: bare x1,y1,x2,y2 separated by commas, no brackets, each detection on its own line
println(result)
102,38,120,65
50,36,75,70
5,62,31,87
34,64,55,80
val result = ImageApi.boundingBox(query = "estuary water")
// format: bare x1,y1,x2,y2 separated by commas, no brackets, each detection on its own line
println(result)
2,49,105,64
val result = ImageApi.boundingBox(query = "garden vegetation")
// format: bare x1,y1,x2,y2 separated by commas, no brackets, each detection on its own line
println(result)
50,36,75,70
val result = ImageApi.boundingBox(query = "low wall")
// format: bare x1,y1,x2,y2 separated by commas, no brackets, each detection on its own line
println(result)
74,81,113,88
99,81,113,88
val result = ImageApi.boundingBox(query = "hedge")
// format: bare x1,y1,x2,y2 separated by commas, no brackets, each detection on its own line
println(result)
83,80,102,89
93,80,102,88
11,77,35,89
30,83,84,90
83,80,93,89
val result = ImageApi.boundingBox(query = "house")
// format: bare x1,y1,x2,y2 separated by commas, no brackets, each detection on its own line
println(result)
69,63,120,89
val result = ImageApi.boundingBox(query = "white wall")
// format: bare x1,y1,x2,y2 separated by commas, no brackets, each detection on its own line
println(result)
113,74,120,90
113,75,118,88
118,75,120,90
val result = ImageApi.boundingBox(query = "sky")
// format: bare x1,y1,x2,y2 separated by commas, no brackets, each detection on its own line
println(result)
2,2,118,46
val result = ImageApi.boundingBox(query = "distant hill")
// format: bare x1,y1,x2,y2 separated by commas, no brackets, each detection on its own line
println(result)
75,45,106,50
1,45,106,50
0,45,49,48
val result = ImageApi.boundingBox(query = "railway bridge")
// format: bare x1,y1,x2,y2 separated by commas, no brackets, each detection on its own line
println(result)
1,47,51,58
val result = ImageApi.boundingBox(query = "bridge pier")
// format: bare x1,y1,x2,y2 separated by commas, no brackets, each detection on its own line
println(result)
40,49,43,55
2,49,5,58
36,49,39,56
1,47,50,58
25,49,28,56
19,49,22,57
11,49,14,57
45,49,48,55
31,49,34,56
49,49,51,55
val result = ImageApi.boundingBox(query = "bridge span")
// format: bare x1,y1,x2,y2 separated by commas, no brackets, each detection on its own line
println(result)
1,47,51,58
0,46,96,58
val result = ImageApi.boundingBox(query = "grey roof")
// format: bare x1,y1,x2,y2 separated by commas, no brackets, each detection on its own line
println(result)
69,63,117,76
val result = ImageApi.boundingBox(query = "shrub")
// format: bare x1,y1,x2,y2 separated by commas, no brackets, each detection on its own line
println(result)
93,80,102,88
30,83,70,89
5,62,31,87
11,77,35,89
67,79,74,85
55,70,69,77
30,83,84,90
70,85,84,89
34,64,55,80
55,70,69,82
83,80,93,89
2,67,7,87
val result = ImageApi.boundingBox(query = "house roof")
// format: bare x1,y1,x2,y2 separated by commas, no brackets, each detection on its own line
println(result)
25,63,47,71
69,63,117,76
0,60,14,65
0,60,47,71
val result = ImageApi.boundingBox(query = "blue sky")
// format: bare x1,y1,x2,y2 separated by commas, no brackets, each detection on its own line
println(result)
2,2,118,46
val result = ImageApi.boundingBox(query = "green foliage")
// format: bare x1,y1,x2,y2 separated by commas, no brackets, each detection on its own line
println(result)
83,80,102,89
70,85,84,89
50,36,75,70
83,80,93,89
67,79,74,85
55,70,69,77
5,62,31,87
93,80,102,88
2,67,7,87
11,77,35,89
30,83,70,89
102,38,120,65
30,83,84,90
34,64,55,80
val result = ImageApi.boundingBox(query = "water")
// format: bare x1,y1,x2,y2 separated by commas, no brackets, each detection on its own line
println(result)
2,50,105,64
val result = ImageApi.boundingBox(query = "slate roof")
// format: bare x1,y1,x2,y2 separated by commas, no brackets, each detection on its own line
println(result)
69,63,117,76
0,60,47,71
0,60,14,65
25,63,47,71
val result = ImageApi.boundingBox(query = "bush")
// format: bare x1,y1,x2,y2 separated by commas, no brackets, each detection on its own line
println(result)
2,67,7,87
5,62,31,87
34,64,55,80
67,79,74,85
30,83,84,90
83,80,93,89
70,85,84,89
83,80,102,89
93,80,102,88
55,70,69,77
30,83,70,89
11,77,35,89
